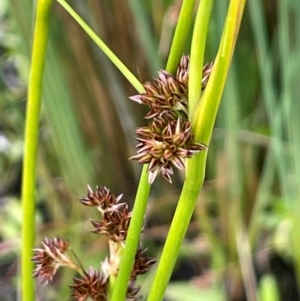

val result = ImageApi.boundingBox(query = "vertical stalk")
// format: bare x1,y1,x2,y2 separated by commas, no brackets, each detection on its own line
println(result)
189,0,214,118
146,1,246,300
110,165,151,300
55,2,151,299
21,0,53,300
111,1,197,300
166,0,197,74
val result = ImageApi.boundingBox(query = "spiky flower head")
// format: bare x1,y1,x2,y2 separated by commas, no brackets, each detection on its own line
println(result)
130,70,188,119
32,237,72,284
91,204,132,243
80,185,123,213
131,248,157,280
126,281,141,301
176,54,213,91
32,184,156,301
70,267,108,301
130,117,206,183
129,54,212,183
176,54,190,87
201,61,214,90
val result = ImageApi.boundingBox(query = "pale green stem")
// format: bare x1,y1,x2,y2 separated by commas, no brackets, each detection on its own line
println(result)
166,0,197,74
111,165,151,301
146,1,246,300
111,1,198,299
189,0,214,119
21,0,53,300
55,2,151,297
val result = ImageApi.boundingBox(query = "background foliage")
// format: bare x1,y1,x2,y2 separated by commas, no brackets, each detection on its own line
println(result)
0,0,299,300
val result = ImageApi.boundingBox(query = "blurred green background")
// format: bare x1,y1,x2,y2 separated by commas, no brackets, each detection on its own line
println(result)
1,0,300,300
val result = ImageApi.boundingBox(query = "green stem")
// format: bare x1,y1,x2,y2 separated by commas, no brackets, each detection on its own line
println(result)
146,153,206,301
146,1,246,300
21,0,53,300
110,165,151,301
110,2,199,298
56,1,152,298
192,0,245,143
189,0,214,118
56,0,144,93
166,0,197,74
111,2,209,299
109,1,202,298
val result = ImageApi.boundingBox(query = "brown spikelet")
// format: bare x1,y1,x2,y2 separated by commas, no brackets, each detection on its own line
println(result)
129,54,211,183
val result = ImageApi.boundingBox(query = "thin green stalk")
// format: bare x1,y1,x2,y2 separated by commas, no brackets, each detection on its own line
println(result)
146,153,206,301
192,0,245,143
146,1,246,300
21,0,53,300
111,2,210,299
56,1,153,298
56,0,144,93
110,165,151,300
189,0,214,118
166,0,197,74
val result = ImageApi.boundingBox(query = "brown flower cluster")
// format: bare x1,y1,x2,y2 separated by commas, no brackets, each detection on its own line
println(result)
130,55,213,183
80,185,123,212
70,267,108,301
32,237,73,284
82,185,132,243
33,185,155,301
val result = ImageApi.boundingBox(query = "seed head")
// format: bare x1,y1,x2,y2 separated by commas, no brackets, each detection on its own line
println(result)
32,237,71,283
70,267,108,301
202,61,214,90
126,281,141,301
176,54,189,87
129,70,188,119
176,55,214,90
129,54,211,183
130,118,206,183
131,248,156,280
91,205,132,242
80,185,123,212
